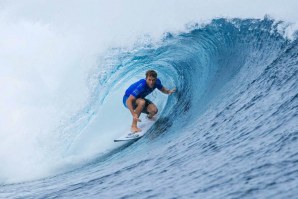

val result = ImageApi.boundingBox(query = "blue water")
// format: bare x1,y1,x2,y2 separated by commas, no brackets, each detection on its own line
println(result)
1,18,298,198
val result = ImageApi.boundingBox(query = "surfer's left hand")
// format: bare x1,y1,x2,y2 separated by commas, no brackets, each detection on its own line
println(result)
168,88,176,95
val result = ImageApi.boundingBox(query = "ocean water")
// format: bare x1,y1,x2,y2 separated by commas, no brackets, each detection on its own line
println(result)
1,2,298,199
0,18,298,198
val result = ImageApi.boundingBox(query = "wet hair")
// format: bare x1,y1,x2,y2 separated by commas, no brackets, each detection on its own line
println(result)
145,70,157,78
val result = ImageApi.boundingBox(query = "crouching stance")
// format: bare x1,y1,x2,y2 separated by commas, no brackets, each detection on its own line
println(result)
123,70,176,133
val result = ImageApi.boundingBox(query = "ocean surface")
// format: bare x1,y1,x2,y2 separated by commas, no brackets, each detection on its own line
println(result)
1,17,298,198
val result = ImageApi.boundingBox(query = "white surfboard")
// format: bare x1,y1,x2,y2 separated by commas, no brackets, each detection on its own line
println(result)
114,116,156,142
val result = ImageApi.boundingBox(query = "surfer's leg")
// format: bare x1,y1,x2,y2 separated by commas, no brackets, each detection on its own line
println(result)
131,98,145,133
147,103,158,119
135,98,146,117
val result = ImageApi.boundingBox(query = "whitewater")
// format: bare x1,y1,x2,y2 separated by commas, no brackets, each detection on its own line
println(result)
0,1,298,198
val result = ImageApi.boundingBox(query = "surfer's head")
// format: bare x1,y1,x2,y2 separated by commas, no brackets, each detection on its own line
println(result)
146,70,157,79
146,70,157,88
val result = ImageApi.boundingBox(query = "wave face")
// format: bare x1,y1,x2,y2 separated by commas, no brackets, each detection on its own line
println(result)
1,18,298,198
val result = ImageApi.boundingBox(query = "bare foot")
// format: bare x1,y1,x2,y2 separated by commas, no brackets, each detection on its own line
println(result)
131,126,142,133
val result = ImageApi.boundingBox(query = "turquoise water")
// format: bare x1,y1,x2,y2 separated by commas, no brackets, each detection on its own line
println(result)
1,18,298,198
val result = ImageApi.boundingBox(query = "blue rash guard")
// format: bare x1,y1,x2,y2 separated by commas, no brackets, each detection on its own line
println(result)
123,78,163,108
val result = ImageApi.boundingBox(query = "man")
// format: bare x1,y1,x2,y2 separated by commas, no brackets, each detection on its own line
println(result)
123,70,176,133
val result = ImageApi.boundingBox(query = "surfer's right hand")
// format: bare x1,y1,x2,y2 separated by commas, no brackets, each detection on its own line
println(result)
133,114,141,122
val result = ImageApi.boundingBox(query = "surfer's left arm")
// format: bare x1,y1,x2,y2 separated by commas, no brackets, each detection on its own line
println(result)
161,87,176,95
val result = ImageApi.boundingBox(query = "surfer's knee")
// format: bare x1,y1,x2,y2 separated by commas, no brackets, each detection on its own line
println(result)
148,104,158,115
151,109,158,116
137,99,146,107
152,106,158,114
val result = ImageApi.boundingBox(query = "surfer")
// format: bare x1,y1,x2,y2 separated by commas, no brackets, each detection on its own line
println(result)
123,70,176,133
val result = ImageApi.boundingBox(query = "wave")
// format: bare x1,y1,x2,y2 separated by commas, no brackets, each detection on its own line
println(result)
1,18,297,196
65,17,297,169
79,17,293,137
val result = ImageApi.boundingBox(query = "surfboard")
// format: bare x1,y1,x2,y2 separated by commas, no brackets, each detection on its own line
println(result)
114,116,156,142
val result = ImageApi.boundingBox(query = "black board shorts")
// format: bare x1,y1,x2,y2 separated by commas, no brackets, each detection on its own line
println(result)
123,96,153,114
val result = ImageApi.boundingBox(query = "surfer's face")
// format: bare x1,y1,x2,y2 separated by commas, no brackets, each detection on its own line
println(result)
146,76,156,88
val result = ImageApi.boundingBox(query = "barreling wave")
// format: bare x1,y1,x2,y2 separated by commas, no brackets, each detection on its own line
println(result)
71,17,294,141
2,17,298,198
